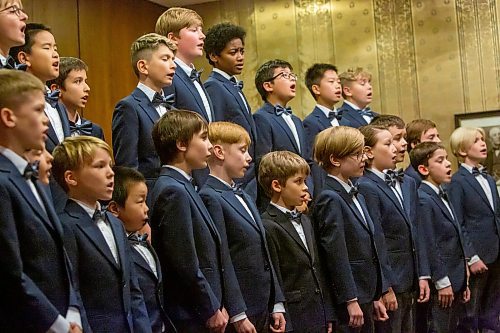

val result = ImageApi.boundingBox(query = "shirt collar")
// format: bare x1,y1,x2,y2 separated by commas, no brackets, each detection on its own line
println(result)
137,82,161,103
71,198,99,218
0,54,6,66
270,201,297,215
175,58,195,77
367,167,389,181
164,165,192,182
208,174,233,189
460,163,484,174
316,104,337,117
422,180,440,195
327,174,355,193
0,146,28,175
212,68,235,81
344,100,363,111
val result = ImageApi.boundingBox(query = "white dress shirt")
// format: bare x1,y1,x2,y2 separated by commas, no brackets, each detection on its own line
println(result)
344,100,373,124
175,58,212,122
44,87,65,143
368,168,404,208
279,108,301,154
316,104,340,127
0,54,6,66
329,175,367,225
128,233,158,277
270,202,308,251
137,82,168,117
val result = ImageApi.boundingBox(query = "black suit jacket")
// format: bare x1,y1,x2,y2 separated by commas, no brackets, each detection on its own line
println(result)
45,102,71,153
262,204,334,332
337,102,378,128
0,154,88,332
199,176,284,317
60,200,151,333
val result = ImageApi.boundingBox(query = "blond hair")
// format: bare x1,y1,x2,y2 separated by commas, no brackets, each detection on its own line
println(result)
131,33,177,77
208,122,250,146
339,67,372,99
155,7,203,37
258,151,310,197
0,0,22,10
314,126,365,170
450,127,485,163
0,70,45,110
52,136,113,192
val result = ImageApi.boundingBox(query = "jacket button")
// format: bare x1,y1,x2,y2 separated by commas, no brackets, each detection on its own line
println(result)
315,288,320,294
264,265,270,271
221,268,225,273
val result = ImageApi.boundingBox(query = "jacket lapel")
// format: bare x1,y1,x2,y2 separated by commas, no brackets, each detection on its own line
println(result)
55,102,71,137
268,205,311,256
266,105,301,153
175,67,210,121
312,106,332,130
132,88,160,124
460,166,493,212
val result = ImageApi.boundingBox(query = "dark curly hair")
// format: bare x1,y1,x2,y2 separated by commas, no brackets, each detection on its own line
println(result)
204,22,246,66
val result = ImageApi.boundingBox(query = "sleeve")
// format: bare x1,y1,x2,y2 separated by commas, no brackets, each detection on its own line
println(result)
112,99,140,169
253,113,273,163
302,118,319,153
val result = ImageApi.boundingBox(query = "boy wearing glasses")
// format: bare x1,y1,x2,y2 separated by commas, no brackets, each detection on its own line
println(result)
0,0,27,69
254,59,312,211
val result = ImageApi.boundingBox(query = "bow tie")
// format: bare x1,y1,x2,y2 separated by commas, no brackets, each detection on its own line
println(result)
359,107,374,118
152,92,175,108
472,166,488,178
384,169,404,187
327,109,342,121
231,183,244,196
45,90,60,108
92,205,108,222
438,187,449,202
286,210,302,223
23,161,40,181
230,77,244,90
274,105,292,116
189,178,198,192
3,55,27,71
69,119,93,136
349,184,359,198
189,68,203,82
128,232,149,245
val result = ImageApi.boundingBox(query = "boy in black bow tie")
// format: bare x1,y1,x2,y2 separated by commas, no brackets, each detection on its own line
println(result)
259,150,334,332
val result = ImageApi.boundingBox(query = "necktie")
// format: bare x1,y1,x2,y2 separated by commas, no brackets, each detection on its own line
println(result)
286,210,302,223
230,77,244,90
152,92,174,109
45,90,60,108
23,161,40,181
472,166,488,178
359,107,374,118
274,105,292,116
2,55,27,71
231,183,244,196
384,169,404,187
69,119,93,136
189,68,203,82
92,205,108,222
128,232,149,245
327,109,342,122
439,187,449,202
349,185,359,198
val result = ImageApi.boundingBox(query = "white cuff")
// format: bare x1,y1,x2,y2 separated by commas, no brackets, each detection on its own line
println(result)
230,312,247,324
435,276,452,290
46,314,70,333
468,255,480,266
419,276,431,280
66,306,81,329
272,302,285,314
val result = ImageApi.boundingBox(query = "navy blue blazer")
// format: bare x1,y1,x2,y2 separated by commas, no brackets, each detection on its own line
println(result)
417,183,467,292
358,171,425,294
204,71,257,191
113,87,162,183
404,164,422,188
129,239,177,333
447,166,500,264
45,102,71,153
0,154,88,332
199,176,284,317
262,204,334,332
337,102,379,128
163,65,214,122
60,200,151,333
150,167,245,326
313,176,384,305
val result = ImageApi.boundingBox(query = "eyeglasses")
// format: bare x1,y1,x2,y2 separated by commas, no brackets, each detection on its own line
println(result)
349,151,367,161
266,71,298,82
0,5,26,17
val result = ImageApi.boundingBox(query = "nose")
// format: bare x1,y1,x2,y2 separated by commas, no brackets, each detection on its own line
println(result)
199,30,205,40
84,82,90,92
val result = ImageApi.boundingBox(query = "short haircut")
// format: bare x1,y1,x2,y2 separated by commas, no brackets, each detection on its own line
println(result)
204,22,245,66
0,0,22,9
112,166,146,207
314,126,364,170
304,63,338,99
155,7,203,37
406,119,438,152
410,141,446,175
0,70,45,110
449,127,485,163
130,33,177,78
258,151,310,198
255,59,292,101
47,57,88,89
52,136,113,192
152,109,208,165
208,121,250,146
359,125,390,148
371,114,405,129
339,67,372,98
9,23,51,60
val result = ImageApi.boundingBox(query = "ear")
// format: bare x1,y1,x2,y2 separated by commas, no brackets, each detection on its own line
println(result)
107,201,121,217
64,170,77,188
271,179,282,193
329,155,341,168
263,81,274,94
208,53,218,64
167,32,178,42
457,148,467,158
176,140,188,152
410,141,419,150
417,164,429,177
311,84,321,96
17,51,29,65
364,145,374,159
212,144,225,160
136,59,148,76
342,85,352,97
49,83,60,92
0,107,16,128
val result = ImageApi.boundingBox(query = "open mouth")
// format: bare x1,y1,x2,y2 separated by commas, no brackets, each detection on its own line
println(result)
446,169,452,175
52,61,59,70
106,182,114,190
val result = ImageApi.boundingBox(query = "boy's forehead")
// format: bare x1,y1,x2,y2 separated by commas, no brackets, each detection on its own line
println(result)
273,66,290,74
32,30,56,44
1,0,22,9
430,148,447,159
66,68,87,78
154,44,174,56
322,69,338,78
388,125,405,135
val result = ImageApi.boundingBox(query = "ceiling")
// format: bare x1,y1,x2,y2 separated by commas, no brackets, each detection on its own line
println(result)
146,0,217,7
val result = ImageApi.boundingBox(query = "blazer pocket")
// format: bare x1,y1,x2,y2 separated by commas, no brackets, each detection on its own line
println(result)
285,290,302,304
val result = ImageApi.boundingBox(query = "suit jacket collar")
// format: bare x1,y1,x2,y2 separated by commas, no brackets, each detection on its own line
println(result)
420,182,456,223
130,241,162,282
45,102,70,146
312,106,333,130
131,87,160,124
262,102,304,154
339,102,368,127
458,165,496,212
174,67,214,122
265,204,313,258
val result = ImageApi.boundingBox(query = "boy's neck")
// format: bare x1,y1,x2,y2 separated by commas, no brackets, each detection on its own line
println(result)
267,95,290,108
0,136,28,157
270,196,295,211
316,97,337,110
62,101,79,122
26,68,49,85
463,157,481,168
425,176,442,189
68,191,98,210
175,53,195,67
208,163,233,186
140,77,163,93
0,46,8,58
328,168,350,184
345,98,368,110
167,160,192,177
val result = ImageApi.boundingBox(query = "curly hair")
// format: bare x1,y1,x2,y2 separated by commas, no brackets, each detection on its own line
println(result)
204,22,246,66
